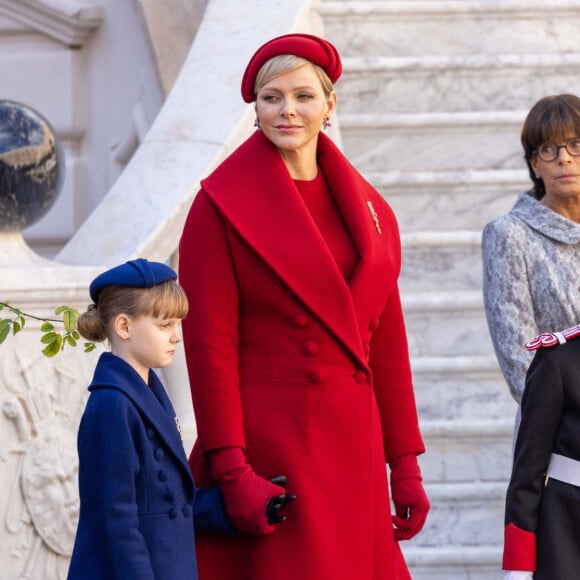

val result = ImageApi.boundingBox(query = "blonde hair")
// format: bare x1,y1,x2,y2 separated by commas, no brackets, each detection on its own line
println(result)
77,280,189,342
254,55,334,98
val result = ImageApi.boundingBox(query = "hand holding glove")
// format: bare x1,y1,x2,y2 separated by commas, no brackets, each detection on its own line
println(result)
389,453,430,541
210,446,295,535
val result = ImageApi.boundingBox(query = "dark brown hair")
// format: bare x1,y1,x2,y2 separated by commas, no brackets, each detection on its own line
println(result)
77,280,189,342
521,94,580,199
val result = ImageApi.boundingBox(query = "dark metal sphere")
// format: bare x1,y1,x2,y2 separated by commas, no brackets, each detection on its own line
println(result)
0,100,64,231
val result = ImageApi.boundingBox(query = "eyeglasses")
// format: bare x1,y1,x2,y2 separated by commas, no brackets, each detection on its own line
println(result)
534,138,580,162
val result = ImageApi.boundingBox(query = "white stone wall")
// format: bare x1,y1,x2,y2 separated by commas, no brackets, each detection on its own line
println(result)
0,2,204,577
0,0,166,259
0,255,102,580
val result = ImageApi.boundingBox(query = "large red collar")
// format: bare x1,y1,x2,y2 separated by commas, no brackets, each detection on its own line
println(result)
201,131,399,365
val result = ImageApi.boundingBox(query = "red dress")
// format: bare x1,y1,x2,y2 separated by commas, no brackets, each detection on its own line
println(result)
179,130,424,579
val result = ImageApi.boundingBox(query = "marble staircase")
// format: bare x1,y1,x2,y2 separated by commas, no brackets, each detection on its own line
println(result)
321,1,580,578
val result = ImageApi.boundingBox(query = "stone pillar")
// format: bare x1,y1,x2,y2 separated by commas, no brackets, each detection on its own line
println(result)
0,98,99,579
0,245,101,579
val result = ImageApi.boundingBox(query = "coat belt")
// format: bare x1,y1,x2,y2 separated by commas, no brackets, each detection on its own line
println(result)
546,453,580,487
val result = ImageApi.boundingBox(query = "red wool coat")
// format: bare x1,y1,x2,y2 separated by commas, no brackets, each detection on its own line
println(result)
179,130,425,580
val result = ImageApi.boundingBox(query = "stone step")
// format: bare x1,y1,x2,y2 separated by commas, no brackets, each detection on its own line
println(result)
320,1,529,577
322,1,580,57
338,53,580,114
368,169,525,232
411,355,513,421
401,290,494,357
400,230,482,292
419,419,513,483
339,110,525,172
411,481,505,547
402,545,503,580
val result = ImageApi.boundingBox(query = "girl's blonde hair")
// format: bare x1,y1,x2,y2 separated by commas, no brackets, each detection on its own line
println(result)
77,280,189,342
254,54,334,98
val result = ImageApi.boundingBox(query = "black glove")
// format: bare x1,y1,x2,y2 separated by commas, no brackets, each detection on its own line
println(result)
266,475,296,525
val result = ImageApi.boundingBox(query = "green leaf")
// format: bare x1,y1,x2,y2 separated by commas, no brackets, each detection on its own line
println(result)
63,309,77,333
0,322,10,344
0,302,92,356
84,342,96,353
41,331,59,345
42,337,62,357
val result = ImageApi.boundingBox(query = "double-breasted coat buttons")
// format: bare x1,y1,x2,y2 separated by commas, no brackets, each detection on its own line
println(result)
292,314,309,328
302,341,319,357
354,370,368,384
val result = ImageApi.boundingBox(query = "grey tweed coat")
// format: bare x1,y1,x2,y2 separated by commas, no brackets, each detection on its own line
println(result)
482,191,580,405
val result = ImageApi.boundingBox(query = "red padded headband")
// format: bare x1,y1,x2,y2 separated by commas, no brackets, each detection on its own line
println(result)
241,33,342,103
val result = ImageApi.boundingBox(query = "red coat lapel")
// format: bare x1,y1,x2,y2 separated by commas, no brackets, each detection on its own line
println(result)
317,133,399,322
201,131,399,366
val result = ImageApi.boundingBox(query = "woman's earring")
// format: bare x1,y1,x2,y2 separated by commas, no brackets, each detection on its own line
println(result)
323,116,332,130
254,118,261,130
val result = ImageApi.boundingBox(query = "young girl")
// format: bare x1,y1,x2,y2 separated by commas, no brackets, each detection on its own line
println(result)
502,324,580,580
67,258,234,580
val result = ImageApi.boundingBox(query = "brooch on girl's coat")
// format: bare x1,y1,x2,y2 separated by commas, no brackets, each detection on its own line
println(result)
366,201,382,234
175,415,183,442
526,324,580,351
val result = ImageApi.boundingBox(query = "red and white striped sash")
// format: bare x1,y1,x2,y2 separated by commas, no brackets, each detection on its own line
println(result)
526,324,580,351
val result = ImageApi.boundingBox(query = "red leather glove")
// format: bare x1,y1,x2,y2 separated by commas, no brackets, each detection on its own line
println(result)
209,446,287,535
389,454,430,541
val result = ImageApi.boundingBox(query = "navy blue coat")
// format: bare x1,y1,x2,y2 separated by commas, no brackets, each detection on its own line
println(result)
68,352,233,580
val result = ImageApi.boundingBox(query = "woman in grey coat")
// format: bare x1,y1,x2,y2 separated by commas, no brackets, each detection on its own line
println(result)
482,94,580,432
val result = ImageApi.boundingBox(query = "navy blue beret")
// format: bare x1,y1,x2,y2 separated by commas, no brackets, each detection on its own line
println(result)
89,258,177,303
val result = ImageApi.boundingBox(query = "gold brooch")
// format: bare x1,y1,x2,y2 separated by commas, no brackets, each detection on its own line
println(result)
366,201,382,234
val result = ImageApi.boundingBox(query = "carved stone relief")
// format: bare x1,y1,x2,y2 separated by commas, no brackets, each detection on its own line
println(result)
0,342,95,580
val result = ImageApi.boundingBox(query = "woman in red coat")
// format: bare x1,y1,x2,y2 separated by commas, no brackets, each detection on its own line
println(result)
178,33,429,580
